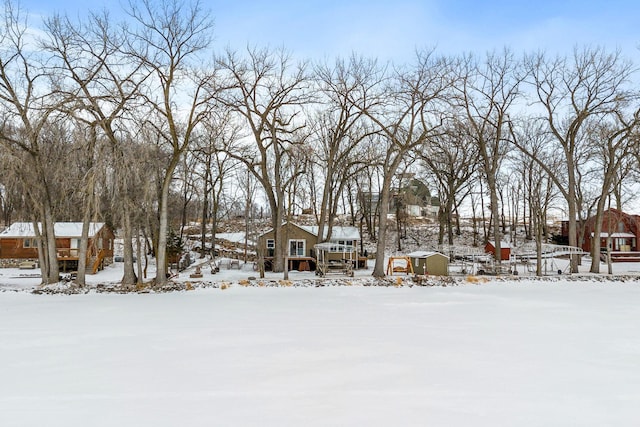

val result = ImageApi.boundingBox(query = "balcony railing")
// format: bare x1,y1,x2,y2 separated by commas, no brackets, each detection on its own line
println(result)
56,248,80,259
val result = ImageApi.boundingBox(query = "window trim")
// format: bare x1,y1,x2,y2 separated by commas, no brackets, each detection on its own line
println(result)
288,239,306,257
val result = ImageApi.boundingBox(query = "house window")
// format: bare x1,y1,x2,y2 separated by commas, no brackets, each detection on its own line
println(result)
266,239,275,257
330,240,354,253
23,238,36,248
289,240,305,257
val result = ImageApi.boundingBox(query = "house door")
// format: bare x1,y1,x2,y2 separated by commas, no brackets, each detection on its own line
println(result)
289,240,305,257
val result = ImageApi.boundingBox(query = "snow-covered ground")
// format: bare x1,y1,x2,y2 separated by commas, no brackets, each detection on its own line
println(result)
1,259,640,426
2,252,640,292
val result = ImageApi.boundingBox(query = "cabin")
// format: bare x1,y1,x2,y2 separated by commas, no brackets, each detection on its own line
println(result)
0,222,115,273
258,223,362,271
485,241,511,261
581,209,640,262
407,251,449,276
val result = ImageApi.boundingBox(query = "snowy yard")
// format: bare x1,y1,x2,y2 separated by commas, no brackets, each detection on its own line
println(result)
2,279,640,426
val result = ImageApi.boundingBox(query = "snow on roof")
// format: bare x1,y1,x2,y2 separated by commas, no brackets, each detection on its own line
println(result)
487,241,511,249
592,232,636,238
299,225,361,241
407,251,448,259
258,223,361,241
0,222,106,238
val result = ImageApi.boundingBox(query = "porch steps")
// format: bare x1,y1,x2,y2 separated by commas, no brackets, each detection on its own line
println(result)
91,249,106,274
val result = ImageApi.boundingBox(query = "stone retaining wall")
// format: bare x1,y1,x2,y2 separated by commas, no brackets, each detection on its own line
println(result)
0,258,39,268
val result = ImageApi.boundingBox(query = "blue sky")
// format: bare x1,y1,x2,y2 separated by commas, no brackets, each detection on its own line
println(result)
21,0,640,62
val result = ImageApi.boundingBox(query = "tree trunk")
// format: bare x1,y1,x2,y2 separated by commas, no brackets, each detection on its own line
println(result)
589,197,608,273
486,175,502,267
373,173,394,278
76,215,90,287
535,212,543,276
121,202,137,286
155,154,182,286
200,168,210,257
33,219,48,284
437,205,446,245
272,196,286,273
43,208,60,284
135,225,144,284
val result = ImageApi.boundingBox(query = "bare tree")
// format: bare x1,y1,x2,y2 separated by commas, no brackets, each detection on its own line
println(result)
354,137,385,243
585,110,640,273
509,119,560,275
0,170,23,225
420,119,479,245
216,46,313,272
0,1,65,284
125,0,217,285
191,111,240,258
344,51,454,277
43,9,150,286
312,58,376,242
454,49,523,268
524,47,635,273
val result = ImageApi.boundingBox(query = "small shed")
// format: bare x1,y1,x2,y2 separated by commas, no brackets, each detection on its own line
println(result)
485,241,511,261
407,251,449,276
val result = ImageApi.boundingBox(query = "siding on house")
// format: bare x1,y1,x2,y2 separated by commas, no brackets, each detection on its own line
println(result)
0,222,115,270
257,222,362,270
581,208,640,253
485,241,511,261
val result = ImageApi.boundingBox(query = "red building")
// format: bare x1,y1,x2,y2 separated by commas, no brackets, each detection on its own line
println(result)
484,241,511,261
581,209,640,261
0,222,115,272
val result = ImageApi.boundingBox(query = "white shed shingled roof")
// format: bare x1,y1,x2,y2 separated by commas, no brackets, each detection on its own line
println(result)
407,251,448,259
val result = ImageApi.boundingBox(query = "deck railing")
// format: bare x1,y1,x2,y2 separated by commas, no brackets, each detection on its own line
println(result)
56,248,80,258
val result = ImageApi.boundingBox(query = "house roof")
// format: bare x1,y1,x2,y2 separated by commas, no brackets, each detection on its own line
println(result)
0,222,106,238
592,232,636,238
299,225,361,241
407,251,448,259
487,241,511,249
259,223,361,241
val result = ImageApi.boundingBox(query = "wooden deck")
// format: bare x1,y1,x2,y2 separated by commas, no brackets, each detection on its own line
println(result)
609,251,640,262
57,248,80,260
262,257,317,272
